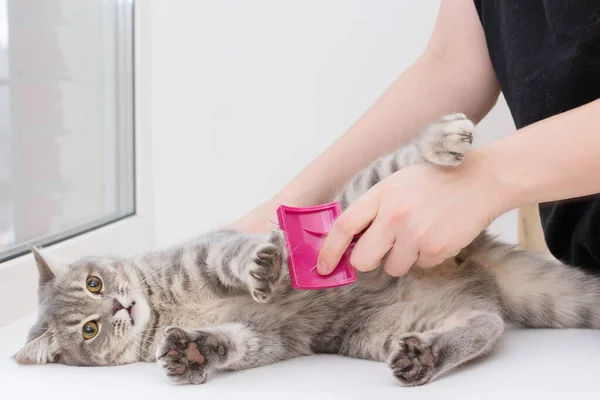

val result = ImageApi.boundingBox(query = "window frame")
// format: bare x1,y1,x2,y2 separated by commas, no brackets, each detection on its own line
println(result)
0,0,155,326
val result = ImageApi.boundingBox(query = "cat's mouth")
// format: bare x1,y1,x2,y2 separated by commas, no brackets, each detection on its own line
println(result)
128,302,137,325
113,299,137,325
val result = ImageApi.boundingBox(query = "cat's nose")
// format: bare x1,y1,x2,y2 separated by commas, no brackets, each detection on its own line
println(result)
113,299,125,315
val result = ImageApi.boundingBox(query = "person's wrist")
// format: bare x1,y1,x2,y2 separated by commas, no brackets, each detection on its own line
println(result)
268,186,319,209
462,146,517,221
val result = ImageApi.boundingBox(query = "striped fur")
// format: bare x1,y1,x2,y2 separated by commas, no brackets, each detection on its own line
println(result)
14,114,600,387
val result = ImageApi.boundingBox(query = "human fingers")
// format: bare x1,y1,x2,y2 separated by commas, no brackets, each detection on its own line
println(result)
382,238,418,277
317,189,381,275
348,218,395,272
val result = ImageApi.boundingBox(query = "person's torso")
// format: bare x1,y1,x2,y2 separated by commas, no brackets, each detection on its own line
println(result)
473,0,600,272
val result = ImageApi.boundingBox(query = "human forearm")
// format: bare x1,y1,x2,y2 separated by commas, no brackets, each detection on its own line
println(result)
270,0,499,208
232,0,499,233
272,56,499,207
233,54,498,234
471,99,600,215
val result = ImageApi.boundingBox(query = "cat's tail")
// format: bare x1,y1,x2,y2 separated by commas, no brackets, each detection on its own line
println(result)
464,232,600,329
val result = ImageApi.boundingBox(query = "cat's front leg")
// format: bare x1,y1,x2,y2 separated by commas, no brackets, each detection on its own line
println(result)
198,229,289,302
156,321,295,385
337,113,475,208
156,326,236,384
242,229,290,302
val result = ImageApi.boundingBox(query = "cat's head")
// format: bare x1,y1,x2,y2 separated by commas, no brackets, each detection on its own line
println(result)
14,248,152,366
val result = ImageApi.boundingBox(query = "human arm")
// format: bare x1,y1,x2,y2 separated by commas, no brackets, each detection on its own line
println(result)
316,98,600,276
479,99,600,210
232,0,500,233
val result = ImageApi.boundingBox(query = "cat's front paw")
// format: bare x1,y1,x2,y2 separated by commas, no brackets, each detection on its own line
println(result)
157,326,231,385
157,326,208,385
387,334,439,387
247,229,287,303
420,113,475,166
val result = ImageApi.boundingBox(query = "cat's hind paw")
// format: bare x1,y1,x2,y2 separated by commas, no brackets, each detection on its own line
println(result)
388,334,439,387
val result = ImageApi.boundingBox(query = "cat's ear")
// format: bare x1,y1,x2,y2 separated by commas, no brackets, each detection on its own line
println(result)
30,246,55,285
13,329,57,365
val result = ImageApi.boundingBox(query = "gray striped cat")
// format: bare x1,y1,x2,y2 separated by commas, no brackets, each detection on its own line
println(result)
14,114,600,387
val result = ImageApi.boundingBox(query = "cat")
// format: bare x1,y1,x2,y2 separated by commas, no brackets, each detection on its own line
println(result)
13,113,600,387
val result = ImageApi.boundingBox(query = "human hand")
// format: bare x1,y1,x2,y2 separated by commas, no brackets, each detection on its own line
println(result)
316,159,503,276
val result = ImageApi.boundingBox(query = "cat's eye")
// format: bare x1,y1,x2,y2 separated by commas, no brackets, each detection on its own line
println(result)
86,276,103,293
82,321,99,340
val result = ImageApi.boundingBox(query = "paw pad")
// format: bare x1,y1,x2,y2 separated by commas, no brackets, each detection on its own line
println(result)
186,342,206,365
388,335,438,387
157,327,208,385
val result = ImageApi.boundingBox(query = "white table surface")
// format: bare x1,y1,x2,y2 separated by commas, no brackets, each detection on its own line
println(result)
1,315,599,399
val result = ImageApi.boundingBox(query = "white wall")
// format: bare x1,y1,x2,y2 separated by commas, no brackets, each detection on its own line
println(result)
150,0,518,247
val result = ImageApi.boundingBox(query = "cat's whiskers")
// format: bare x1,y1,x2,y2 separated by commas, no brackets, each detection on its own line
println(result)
109,337,125,366
141,324,166,333
137,322,168,356
138,336,160,360
129,341,154,363
129,258,182,291
114,335,153,364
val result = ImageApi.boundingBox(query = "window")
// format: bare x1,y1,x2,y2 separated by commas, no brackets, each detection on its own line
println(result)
0,0,135,262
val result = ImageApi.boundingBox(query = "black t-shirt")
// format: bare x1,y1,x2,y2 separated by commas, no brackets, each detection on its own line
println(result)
473,0,600,272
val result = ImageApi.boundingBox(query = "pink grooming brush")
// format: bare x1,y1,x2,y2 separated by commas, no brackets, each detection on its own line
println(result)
276,202,358,290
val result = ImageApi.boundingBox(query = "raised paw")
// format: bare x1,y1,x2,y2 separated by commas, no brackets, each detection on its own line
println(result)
156,326,230,385
247,229,287,303
439,113,468,122
420,113,475,166
388,335,438,387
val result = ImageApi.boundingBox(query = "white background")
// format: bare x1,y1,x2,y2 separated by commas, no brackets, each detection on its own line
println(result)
149,0,518,248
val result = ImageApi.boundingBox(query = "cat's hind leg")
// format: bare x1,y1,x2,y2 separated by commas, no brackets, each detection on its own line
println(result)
340,303,504,386
388,311,503,386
